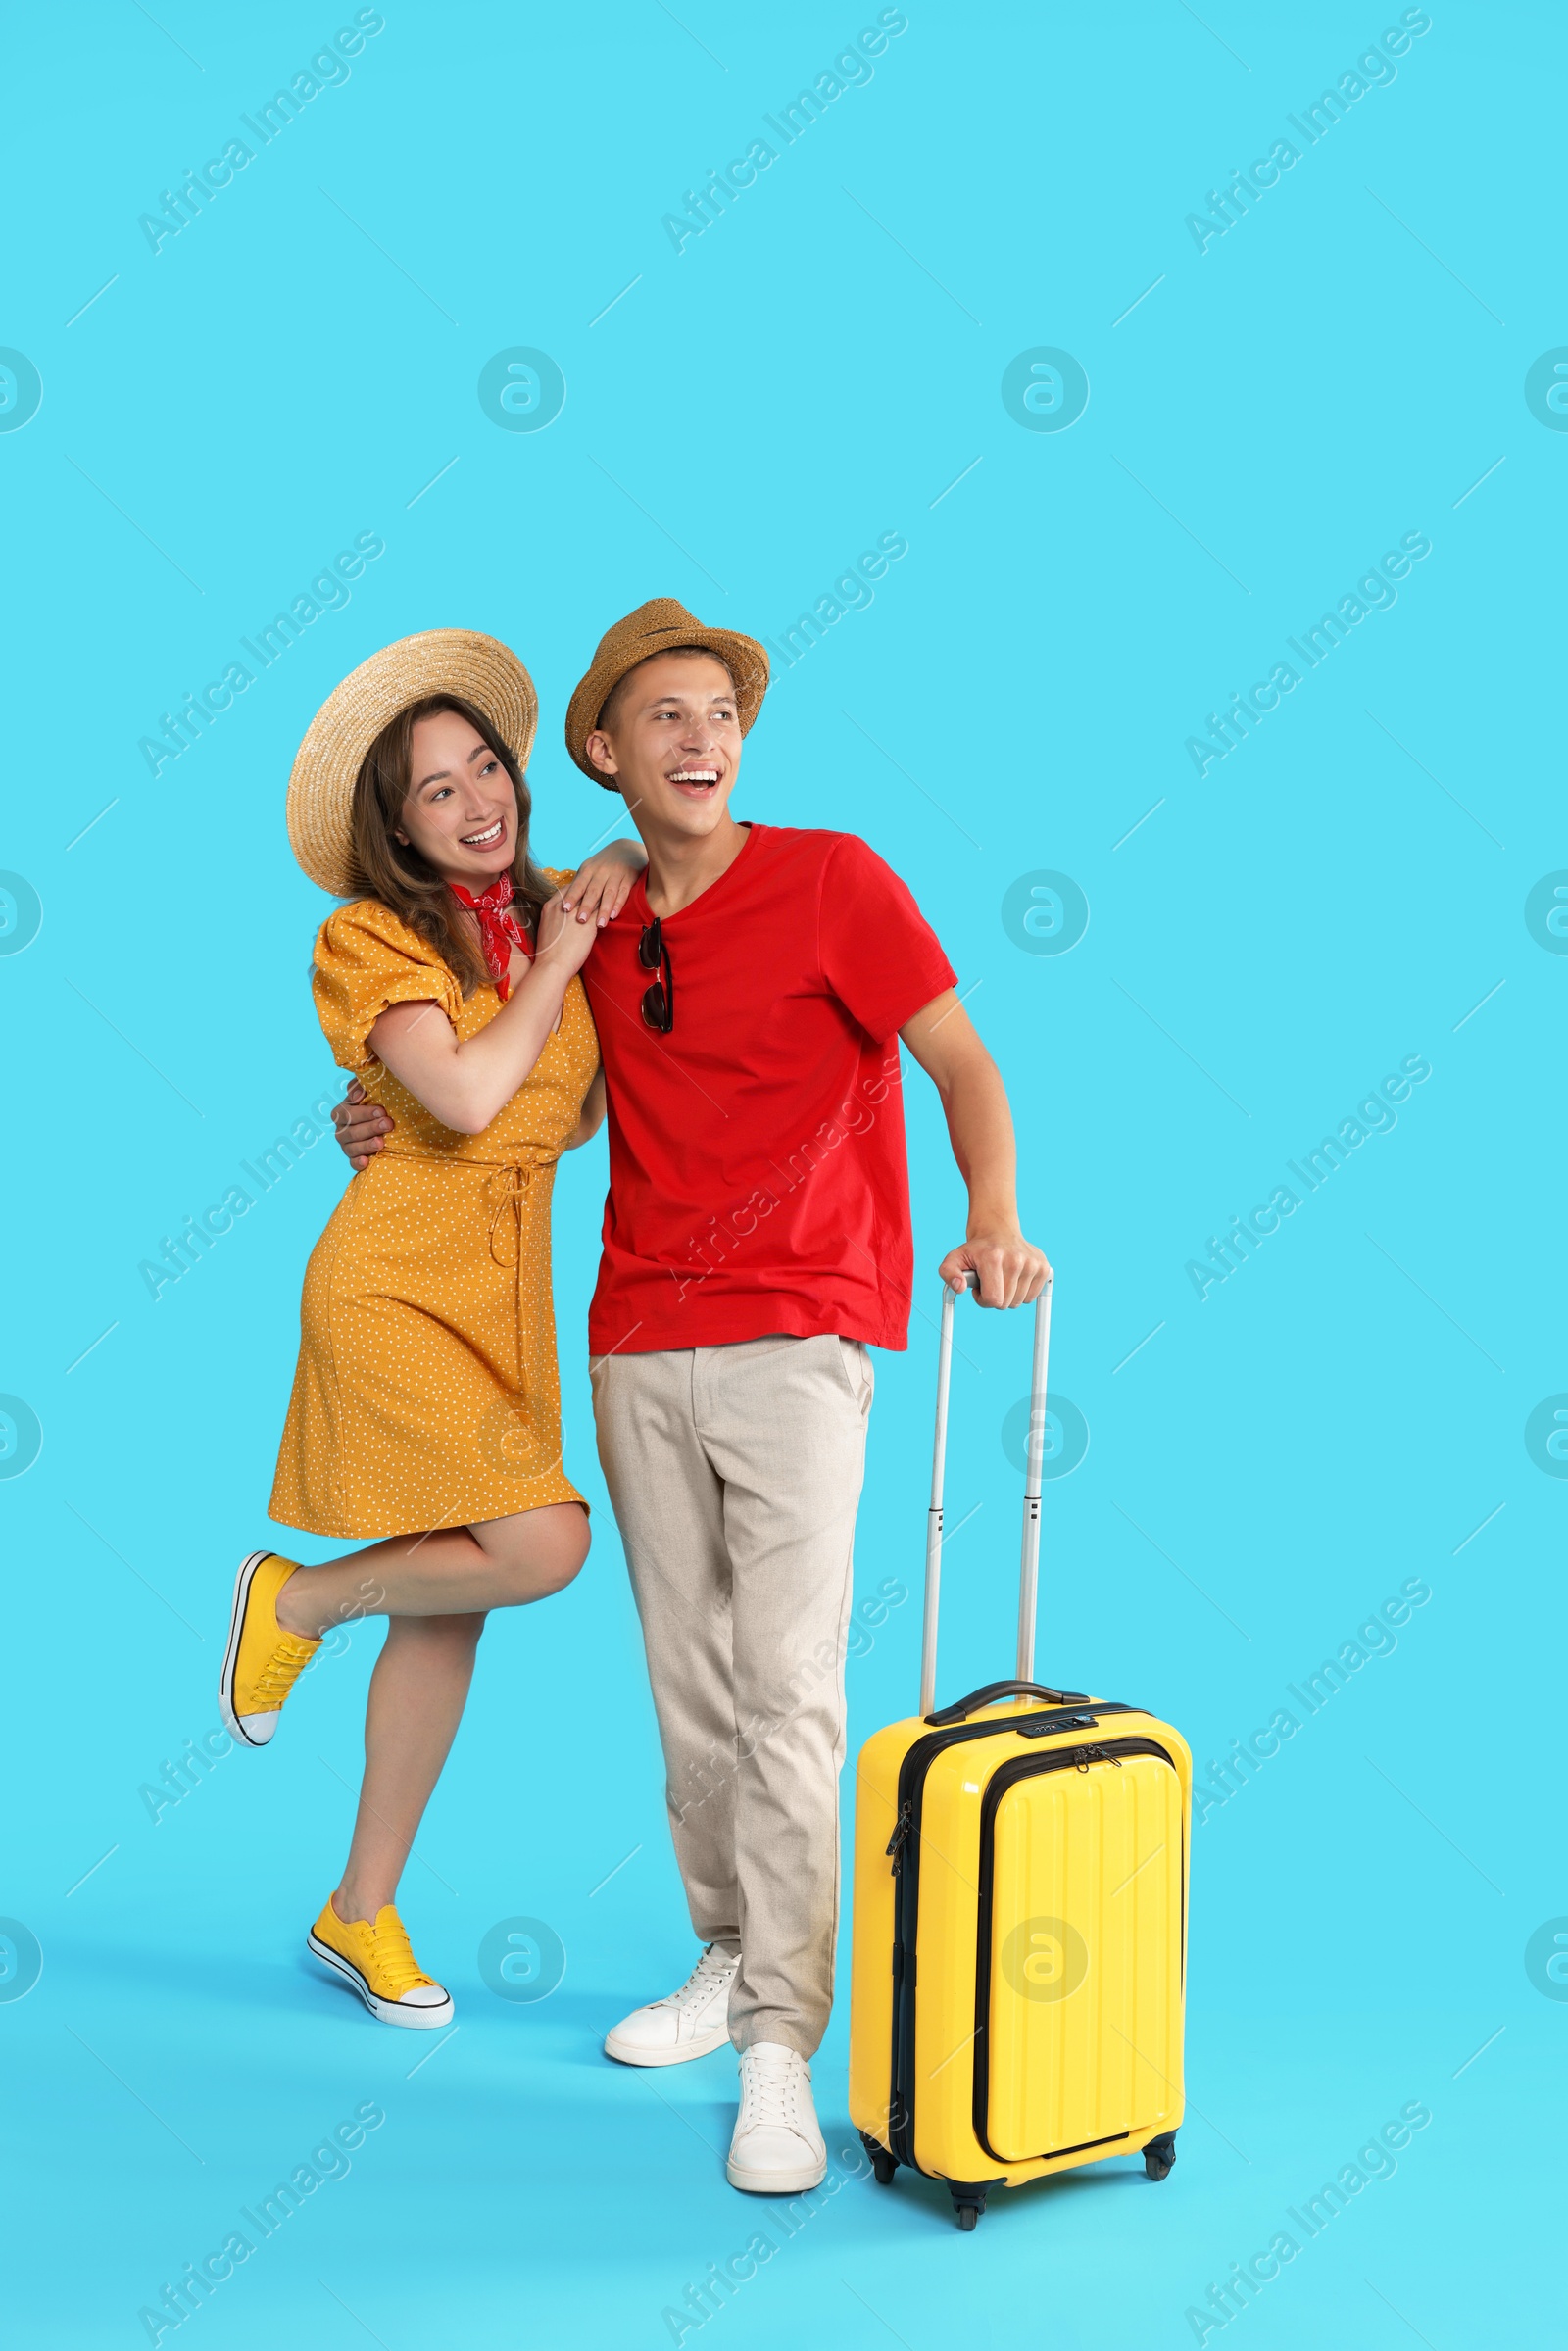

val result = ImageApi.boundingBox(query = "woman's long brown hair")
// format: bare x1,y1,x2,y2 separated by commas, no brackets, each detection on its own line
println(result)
345,694,555,997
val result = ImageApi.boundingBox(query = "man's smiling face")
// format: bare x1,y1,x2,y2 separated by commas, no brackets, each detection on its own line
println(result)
586,652,743,842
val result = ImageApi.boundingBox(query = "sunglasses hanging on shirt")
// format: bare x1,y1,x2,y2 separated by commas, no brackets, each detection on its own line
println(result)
639,916,674,1033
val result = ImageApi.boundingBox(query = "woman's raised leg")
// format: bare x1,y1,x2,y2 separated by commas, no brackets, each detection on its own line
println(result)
221,1504,587,1761
275,1501,589,1638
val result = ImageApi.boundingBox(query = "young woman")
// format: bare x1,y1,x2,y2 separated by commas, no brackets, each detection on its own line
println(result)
220,629,642,2029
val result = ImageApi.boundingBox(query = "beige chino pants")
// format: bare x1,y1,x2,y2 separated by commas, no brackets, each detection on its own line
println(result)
591,1332,873,2057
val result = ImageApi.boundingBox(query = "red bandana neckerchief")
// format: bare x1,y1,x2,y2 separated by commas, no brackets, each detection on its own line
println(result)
450,874,531,1001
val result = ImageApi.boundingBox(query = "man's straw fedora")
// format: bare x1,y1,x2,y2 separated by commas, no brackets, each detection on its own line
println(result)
286,630,539,897
564,598,769,785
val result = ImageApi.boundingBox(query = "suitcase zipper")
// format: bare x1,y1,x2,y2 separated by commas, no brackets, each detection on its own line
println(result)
968,1737,1184,2167
883,1704,1142,2168
887,1703,1140,1879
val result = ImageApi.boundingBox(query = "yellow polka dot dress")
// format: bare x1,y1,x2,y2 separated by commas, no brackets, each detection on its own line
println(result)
269,880,596,1539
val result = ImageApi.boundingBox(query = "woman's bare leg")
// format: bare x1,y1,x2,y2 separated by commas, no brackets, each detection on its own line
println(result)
276,1501,588,1638
333,1612,483,1923
276,1504,589,1924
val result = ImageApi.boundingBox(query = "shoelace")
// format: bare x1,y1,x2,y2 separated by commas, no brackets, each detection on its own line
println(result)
660,1948,738,2013
742,2049,808,2133
364,1914,435,1997
249,1634,318,1708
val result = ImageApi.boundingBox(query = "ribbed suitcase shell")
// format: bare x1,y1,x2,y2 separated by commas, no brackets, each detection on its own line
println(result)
849,1694,1189,2205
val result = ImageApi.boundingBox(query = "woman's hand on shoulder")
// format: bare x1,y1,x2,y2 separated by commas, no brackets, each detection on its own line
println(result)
559,837,647,928
536,889,604,977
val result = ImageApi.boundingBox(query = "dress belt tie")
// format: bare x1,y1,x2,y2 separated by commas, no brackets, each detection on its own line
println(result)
376,1149,543,1258
483,1161,534,1270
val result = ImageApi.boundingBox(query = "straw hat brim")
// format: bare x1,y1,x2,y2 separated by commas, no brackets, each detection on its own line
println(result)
564,606,769,783
287,630,539,897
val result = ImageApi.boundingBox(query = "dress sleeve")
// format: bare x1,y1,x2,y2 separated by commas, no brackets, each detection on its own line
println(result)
312,901,464,1072
816,835,957,1042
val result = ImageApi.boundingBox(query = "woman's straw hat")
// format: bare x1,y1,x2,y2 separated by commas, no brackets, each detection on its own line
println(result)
286,629,539,896
564,598,769,784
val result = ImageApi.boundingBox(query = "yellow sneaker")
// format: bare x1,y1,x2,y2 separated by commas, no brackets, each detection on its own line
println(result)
220,1551,319,1747
308,1901,455,2029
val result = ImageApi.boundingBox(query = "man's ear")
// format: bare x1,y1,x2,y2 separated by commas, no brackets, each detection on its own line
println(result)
584,729,618,780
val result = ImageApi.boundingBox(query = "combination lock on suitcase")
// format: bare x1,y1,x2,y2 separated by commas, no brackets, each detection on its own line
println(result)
848,1274,1192,2229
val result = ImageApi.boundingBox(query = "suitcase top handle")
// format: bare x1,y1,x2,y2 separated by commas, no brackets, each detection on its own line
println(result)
925,1678,1089,1728
919,1268,1054,1718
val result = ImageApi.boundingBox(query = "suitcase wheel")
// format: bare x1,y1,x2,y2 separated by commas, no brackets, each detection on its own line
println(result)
949,2185,990,2230
872,2151,897,2186
1144,2131,1178,2181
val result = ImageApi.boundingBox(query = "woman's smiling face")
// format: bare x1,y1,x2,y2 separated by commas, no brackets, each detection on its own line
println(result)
396,708,518,886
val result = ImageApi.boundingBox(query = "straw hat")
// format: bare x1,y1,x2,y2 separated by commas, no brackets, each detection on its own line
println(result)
564,598,769,784
286,629,539,896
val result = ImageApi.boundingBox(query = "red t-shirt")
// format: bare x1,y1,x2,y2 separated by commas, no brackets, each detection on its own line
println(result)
583,824,956,1355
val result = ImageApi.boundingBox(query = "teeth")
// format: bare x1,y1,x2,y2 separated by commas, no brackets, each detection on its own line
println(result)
670,770,717,784
461,820,504,845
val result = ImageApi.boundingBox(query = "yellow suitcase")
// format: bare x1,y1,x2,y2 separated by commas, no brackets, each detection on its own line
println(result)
849,1274,1191,2229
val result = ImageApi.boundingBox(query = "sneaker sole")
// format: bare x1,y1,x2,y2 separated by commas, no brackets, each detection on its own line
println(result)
725,2151,828,2194
219,1551,277,1748
603,2020,733,2068
306,1931,455,2030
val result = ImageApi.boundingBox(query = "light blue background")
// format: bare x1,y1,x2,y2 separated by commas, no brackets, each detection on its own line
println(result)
2,4,1557,2344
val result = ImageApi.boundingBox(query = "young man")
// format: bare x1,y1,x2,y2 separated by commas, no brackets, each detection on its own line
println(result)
333,599,1049,2194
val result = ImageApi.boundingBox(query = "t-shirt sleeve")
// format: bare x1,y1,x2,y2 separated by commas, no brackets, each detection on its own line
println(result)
816,835,957,1042
312,900,463,1072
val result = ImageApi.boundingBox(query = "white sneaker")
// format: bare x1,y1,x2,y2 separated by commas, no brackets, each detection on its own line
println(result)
726,2042,827,2193
604,1945,739,2068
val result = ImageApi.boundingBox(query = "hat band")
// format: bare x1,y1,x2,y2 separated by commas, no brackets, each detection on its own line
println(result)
631,623,720,647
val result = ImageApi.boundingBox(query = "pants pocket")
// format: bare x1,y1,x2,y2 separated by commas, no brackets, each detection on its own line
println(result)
833,1334,874,1411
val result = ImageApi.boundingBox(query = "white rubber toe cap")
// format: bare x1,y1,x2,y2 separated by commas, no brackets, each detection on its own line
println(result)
725,2122,827,2195
604,1948,738,2068
726,2043,826,2194
605,1999,732,2066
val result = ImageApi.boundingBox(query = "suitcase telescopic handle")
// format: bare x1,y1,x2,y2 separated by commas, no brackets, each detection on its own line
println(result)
918,1268,1054,1718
